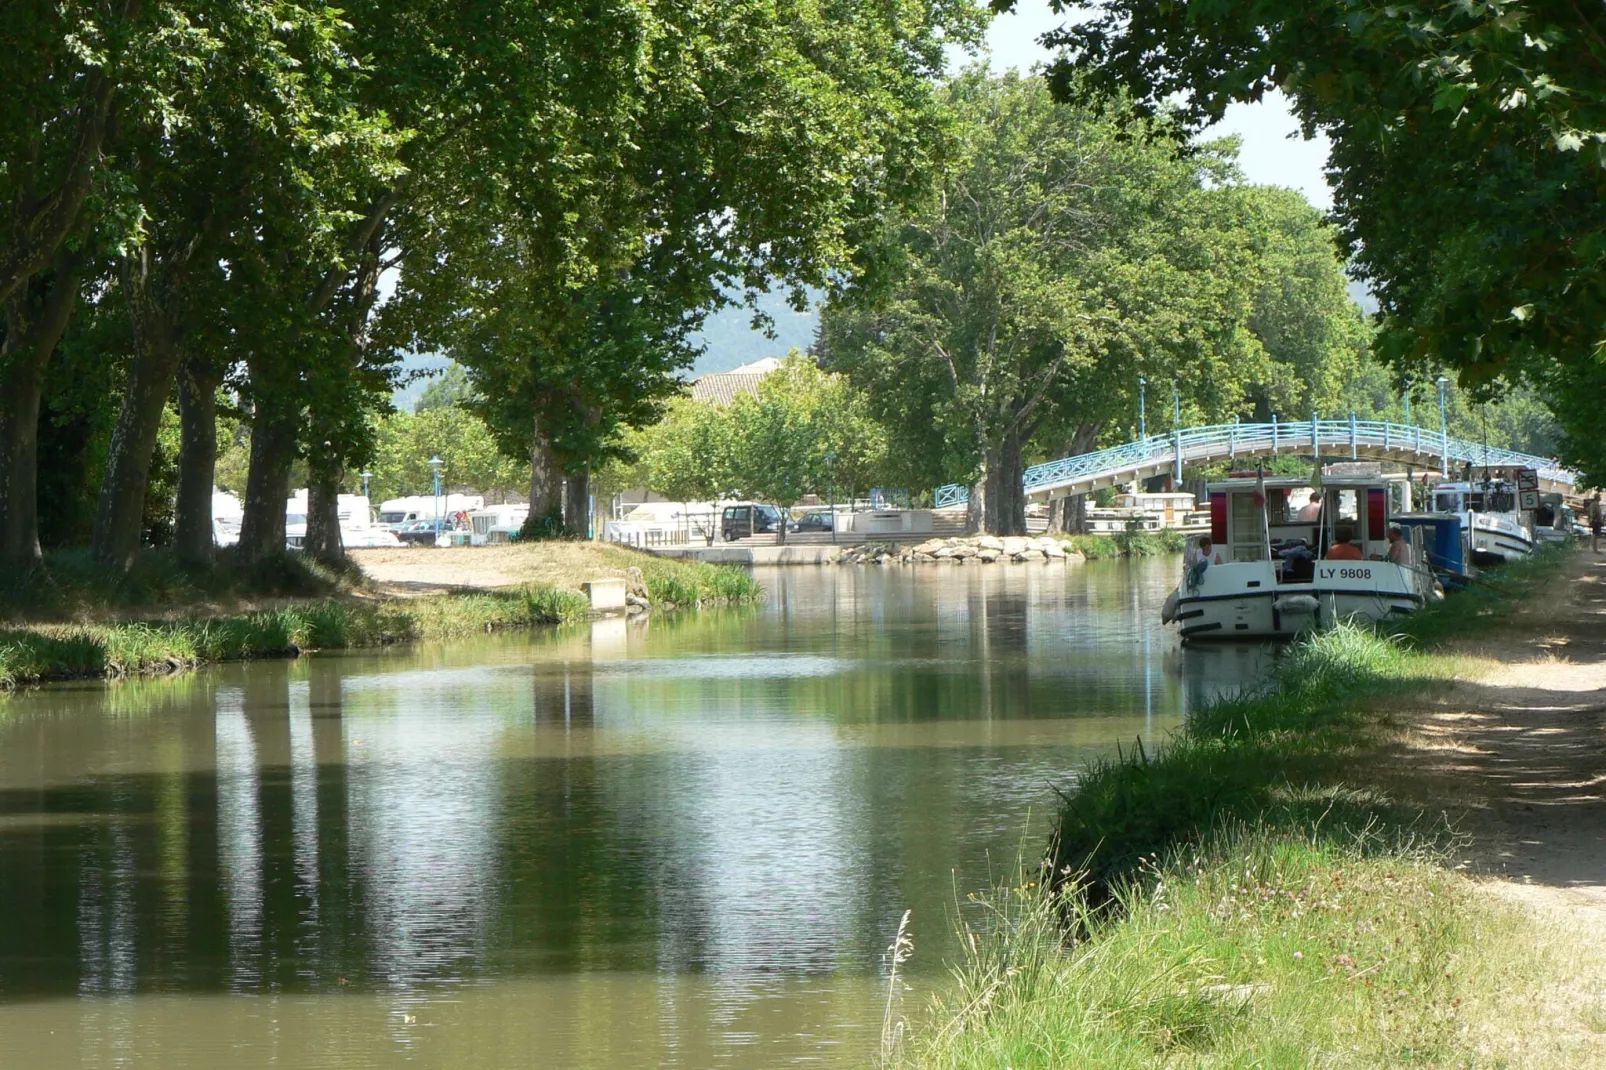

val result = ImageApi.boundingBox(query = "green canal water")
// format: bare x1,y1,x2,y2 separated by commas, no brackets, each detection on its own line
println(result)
0,558,1271,1068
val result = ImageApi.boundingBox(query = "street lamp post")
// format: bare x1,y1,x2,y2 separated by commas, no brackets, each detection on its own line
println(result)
1138,376,1147,440
1402,381,1411,427
1172,383,1183,486
429,456,444,545
1436,376,1449,477
825,452,837,545
360,470,373,501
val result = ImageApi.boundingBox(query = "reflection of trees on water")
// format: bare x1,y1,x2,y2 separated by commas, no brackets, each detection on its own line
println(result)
0,561,1275,1005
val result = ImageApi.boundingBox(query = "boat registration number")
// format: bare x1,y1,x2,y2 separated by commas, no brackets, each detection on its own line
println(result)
1318,566,1372,580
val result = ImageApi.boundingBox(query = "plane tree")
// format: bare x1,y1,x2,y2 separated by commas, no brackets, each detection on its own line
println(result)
819,72,1291,534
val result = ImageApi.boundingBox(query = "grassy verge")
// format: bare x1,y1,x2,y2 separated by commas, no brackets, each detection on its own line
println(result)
0,546,761,687
1065,530,1188,560
633,554,762,606
0,586,592,687
899,546,1574,1068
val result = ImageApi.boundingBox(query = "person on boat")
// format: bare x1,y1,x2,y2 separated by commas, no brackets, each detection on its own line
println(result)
1184,535,1222,570
1184,536,1222,591
1385,525,1413,566
1296,492,1323,522
1324,526,1364,560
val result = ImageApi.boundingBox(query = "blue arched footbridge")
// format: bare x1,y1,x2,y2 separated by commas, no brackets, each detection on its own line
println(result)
933,418,1579,508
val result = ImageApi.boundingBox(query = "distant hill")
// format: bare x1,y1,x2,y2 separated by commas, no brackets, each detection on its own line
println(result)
392,289,821,409
689,289,820,374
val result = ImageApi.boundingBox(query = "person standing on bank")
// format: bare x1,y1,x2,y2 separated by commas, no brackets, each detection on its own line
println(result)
1589,493,1603,553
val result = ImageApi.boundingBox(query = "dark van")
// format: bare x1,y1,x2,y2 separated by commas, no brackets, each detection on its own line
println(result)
722,503,783,541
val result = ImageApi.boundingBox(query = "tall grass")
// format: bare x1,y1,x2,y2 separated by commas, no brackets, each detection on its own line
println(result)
909,827,1481,1069
899,545,1573,1068
0,584,592,688
1066,530,1188,560
635,557,762,606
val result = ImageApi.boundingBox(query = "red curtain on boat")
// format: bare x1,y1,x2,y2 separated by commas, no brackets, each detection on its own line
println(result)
1368,488,1386,541
1210,493,1226,543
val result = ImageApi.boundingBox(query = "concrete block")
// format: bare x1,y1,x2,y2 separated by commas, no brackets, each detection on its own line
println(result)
581,577,627,611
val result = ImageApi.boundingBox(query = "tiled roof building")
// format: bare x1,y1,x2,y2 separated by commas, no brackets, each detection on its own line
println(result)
687,357,783,406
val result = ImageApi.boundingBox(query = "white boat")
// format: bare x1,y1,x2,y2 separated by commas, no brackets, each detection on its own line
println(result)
1161,473,1438,639
1428,481,1534,564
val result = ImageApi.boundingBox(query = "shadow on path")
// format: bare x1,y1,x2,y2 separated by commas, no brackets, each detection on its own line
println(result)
1375,551,1606,908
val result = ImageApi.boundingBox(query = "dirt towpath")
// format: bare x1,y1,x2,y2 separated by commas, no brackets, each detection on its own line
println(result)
1381,551,1606,913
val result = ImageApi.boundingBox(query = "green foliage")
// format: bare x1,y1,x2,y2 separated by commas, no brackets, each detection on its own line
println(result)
367,405,530,503
727,354,889,505
413,363,475,414
821,72,1382,530
625,354,888,504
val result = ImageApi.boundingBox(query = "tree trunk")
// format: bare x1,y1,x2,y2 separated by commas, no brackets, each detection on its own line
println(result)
524,419,561,538
303,464,345,563
173,357,223,566
92,262,187,570
0,253,80,565
983,429,1027,535
236,397,299,563
563,468,590,538
1067,493,1088,535
965,468,987,536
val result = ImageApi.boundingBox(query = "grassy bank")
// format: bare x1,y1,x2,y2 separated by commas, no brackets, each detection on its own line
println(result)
0,546,761,687
900,547,1576,1068
1065,530,1188,560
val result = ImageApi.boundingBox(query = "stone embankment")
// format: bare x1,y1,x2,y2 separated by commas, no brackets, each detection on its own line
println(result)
835,535,1085,565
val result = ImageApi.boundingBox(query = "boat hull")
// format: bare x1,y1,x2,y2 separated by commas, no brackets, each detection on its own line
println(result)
1469,514,1534,564
1167,561,1428,640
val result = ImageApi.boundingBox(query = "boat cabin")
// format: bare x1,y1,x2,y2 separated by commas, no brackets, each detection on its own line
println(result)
1431,480,1517,516
1208,473,1411,574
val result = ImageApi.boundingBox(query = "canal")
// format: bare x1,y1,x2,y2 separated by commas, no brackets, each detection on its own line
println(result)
0,558,1272,1067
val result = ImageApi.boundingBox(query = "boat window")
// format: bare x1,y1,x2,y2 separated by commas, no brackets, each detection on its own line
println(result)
1433,493,1459,512
1331,489,1359,521
1485,486,1515,512
1229,492,1265,561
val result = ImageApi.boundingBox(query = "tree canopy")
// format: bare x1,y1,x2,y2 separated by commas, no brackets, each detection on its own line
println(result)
1014,0,1605,483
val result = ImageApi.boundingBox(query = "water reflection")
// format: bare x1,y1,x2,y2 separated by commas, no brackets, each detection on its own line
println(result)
0,557,1271,1067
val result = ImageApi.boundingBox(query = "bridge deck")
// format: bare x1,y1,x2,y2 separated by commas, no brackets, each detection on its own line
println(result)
935,420,1577,507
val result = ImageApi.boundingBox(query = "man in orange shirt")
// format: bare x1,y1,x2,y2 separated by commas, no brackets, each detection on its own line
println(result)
1324,525,1364,560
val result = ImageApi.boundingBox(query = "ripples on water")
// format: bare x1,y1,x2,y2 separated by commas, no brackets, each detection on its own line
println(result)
0,557,1272,1067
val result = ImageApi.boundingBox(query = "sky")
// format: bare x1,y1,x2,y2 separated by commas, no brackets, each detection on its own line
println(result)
980,1,1333,209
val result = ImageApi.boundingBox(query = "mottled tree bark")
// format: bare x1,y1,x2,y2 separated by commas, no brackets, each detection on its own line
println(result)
303,465,345,562
92,253,189,570
523,417,561,538
563,468,591,538
982,427,1027,535
236,393,299,563
172,356,223,565
0,252,80,564
965,467,987,536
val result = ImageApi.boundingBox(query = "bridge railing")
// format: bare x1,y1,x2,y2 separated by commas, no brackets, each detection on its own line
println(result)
932,419,1575,507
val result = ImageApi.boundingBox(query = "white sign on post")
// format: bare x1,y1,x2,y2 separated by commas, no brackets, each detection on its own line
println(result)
1518,467,1540,492
1519,489,1540,512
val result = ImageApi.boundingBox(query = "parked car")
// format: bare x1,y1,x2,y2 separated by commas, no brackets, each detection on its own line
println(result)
790,510,834,533
721,503,784,540
395,518,447,547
